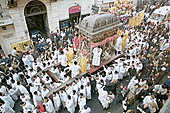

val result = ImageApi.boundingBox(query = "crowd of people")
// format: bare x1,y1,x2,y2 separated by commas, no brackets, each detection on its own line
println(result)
0,1,170,113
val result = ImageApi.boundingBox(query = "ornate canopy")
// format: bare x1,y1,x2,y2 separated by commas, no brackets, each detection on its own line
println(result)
77,13,120,38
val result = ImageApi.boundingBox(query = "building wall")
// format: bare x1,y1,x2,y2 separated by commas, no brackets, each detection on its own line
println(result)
0,0,94,55
9,0,94,33
0,24,17,55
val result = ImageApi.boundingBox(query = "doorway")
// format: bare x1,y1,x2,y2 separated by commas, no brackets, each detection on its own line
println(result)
69,5,81,29
24,0,49,39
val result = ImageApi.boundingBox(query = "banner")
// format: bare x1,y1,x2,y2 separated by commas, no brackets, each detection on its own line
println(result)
128,10,145,27
11,40,33,52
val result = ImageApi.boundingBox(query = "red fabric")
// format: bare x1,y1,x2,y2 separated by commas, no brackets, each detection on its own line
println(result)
69,6,81,14
79,49,90,56
39,102,46,112
92,35,118,48
72,37,80,49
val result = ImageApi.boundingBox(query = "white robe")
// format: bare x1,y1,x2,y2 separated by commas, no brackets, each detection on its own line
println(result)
8,88,18,101
92,47,102,66
58,54,68,67
127,77,139,89
86,86,91,100
41,89,49,99
78,97,86,111
0,86,7,95
22,102,35,113
44,99,55,113
53,93,61,111
98,88,109,109
17,85,30,96
115,37,123,52
1,103,15,113
0,95,14,108
69,64,81,78
20,95,31,104
72,93,78,107
59,91,68,107
81,107,91,113
119,66,126,80
66,98,75,113
33,93,43,107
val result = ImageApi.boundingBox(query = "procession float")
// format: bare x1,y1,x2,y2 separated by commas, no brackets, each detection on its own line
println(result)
77,13,121,72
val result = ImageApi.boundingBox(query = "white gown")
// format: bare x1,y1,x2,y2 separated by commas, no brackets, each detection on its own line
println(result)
86,86,91,100
81,107,91,113
115,37,123,52
22,102,35,113
78,97,86,111
92,47,102,66
17,85,30,96
72,93,78,107
0,95,15,108
44,99,55,113
33,93,43,107
66,98,75,113
98,88,109,109
69,64,81,78
1,103,15,113
53,93,61,111
41,89,49,99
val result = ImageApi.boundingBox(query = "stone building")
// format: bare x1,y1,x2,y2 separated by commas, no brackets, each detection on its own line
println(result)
0,0,95,56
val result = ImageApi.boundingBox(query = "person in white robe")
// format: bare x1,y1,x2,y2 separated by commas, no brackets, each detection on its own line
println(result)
0,101,15,113
30,83,38,96
58,51,68,67
72,81,79,93
20,93,31,104
44,76,52,84
66,95,75,113
115,35,123,54
27,53,34,68
33,91,43,107
127,76,139,89
119,65,126,80
81,105,91,113
20,101,35,113
6,85,18,101
79,85,87,99
78,93,86,112
22,54,30,66
65,85,73,95
51,66,60,76
92,47,102,66
98,87,109,109
143,95,156,105
0,93,14,108
32,76,41,87
43,97,55,113
40,86,49,99
69,61,81,78
71,90,78,108
81,76,88,87
86,82,91,100
59,89,68,108
17,81,30,96
0,85,7,95
50,82,61,89
52,92,61,112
